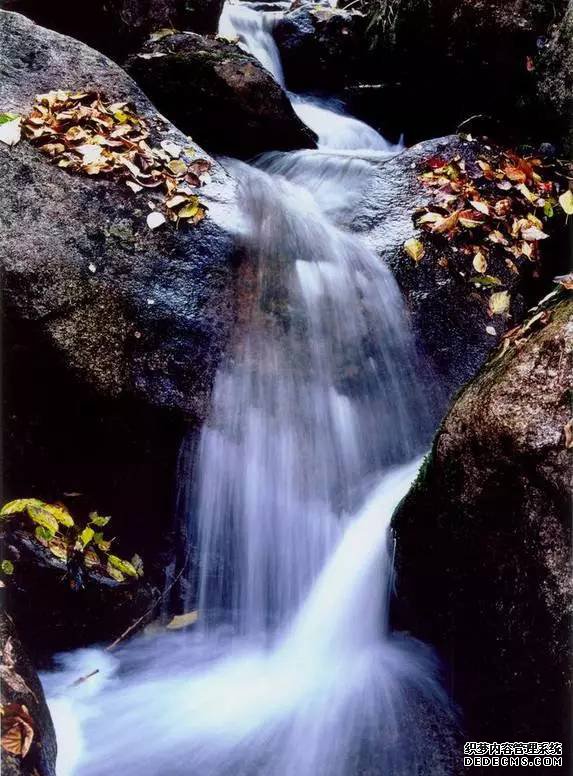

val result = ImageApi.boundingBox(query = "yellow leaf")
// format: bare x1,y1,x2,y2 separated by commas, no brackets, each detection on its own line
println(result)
28,506,59,536
0,499,44,518
107,555,138,577
489,290,510,315
472,251,488,274
166,611,199,630
43,503,74,527
403,238,425,262
558,189,573,215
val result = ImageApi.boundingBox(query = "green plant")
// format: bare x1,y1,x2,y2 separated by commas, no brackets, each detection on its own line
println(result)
0,499,143,583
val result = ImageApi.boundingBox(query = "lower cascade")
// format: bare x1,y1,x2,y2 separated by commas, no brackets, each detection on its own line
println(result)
42,5,458,775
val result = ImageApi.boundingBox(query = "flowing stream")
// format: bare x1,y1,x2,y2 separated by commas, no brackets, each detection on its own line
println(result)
42,5,456,775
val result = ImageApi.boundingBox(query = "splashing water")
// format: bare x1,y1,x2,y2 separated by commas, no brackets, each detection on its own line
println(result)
42,5,456,775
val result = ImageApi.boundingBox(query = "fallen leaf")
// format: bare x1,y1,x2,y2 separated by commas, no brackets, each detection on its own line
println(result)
403,238,425,262
564,419,573,449
554,272,573,290
470,200,490,216
521,226,548,241
0,117,21,147
147,211,166,229
489,290,510,315
1,704,34,758
148,27,178,42
166,611,199,630
472,250,488,273
558,189,573,215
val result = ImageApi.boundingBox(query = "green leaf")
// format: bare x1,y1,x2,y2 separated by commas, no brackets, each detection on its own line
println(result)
43,503,74,527
0,113,18,125
78,526,95,548
29,506,59,536
89,512,111,527
93,532,112,552
543,201,554,218
0,498,45,518
1,560,14,575
107,554,138,578
35,525,54,542
470,275,502,287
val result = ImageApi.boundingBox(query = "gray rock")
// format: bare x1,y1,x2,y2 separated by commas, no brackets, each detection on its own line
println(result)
391,295,573,747
126,32,317,158
0,10,238,422
1,612,57,776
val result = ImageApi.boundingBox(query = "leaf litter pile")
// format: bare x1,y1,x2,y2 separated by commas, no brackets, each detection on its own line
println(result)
15,90,212,229
403,138,573,321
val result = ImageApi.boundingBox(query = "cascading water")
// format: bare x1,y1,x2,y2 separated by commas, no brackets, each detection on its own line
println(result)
42,5,457,775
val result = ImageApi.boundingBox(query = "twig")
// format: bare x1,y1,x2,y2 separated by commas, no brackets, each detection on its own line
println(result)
106,547,192,652
68,669,99,688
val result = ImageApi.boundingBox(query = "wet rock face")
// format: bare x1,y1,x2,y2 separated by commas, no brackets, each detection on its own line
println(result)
391,297,573,747
1,10,238,422
273,7,364,92
126,33,317,158
1,613,57,776
349,135,564,399
348,0,568,148
0,0,225,58
0,11,238,565
535,1,573,155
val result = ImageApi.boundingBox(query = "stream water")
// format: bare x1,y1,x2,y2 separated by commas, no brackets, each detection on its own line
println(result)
42,4,456,774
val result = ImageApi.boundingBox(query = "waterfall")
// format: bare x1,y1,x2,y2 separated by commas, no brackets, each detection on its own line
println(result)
42,6,456,776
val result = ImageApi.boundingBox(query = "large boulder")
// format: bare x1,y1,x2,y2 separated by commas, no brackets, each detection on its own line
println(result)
126,32,317,158
0,11,238,564
350,134,566,397
1,612,57,776
0,0,225,58
391,293,573,747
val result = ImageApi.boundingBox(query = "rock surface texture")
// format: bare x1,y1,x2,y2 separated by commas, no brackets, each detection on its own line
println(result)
392,295,573,749
0,612,57,776
0,11,238,560
126,32,317,158
0,0,225,57
350,135,563,397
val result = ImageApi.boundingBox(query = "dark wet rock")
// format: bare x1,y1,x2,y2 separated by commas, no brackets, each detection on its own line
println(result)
0,10,237,425
0,12,238,574
536,1,573,155
126,32,317,158
273,7,363,92
0,612,57,775
182,0,225,34
353,0,568,148
0,0,225,58
349,135,564,398
392,295,573,748
2,528,157,664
